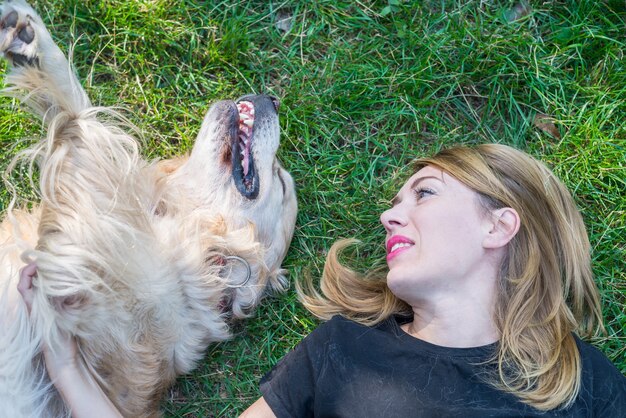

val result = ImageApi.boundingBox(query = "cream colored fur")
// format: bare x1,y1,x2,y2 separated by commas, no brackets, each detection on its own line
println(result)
0,1,297,417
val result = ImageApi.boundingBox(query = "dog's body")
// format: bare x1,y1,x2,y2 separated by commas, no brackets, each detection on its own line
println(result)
0,1,297,416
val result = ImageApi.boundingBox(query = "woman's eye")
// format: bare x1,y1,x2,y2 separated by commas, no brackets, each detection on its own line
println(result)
413,188,435,200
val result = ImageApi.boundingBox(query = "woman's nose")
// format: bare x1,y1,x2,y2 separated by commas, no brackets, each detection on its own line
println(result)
380,206,406,231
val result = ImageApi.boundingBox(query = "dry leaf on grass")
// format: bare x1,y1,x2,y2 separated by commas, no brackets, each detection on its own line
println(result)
533,114,561,139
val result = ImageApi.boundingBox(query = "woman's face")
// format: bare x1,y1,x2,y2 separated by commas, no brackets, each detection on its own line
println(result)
380,165,495,303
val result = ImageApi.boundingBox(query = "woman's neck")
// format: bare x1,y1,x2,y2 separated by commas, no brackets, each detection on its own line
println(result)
402,287,499,348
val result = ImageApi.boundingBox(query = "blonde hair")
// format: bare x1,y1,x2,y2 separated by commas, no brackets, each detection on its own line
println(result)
296,143,604,410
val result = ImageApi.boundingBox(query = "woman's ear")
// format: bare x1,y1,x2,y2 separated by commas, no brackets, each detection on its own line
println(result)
483,207,520,249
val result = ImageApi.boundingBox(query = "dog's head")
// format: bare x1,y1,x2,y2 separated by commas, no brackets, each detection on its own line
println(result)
172,94,297,314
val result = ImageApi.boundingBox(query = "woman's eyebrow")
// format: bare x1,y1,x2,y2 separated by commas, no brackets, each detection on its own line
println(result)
410,175,442,189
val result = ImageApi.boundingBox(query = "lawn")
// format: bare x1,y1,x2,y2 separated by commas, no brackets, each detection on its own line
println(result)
0,0,624,416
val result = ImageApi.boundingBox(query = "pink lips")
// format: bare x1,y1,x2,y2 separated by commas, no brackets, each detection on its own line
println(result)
386,235,414,261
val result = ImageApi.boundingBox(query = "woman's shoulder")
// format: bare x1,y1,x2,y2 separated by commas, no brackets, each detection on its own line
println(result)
319,314,402,334
311,315,375,338
573,335,626,411
574,335,625,375
303,315,401,345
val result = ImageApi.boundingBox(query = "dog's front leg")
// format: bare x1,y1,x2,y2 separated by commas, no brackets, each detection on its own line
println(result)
0,0,90,121
0,2,162,416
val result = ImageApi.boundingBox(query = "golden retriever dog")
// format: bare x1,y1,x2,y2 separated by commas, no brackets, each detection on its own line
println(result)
0,1,297,416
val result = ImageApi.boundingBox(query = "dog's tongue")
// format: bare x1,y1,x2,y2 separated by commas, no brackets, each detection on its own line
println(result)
242,151,249,176
237,102,255,177
239,126,251,176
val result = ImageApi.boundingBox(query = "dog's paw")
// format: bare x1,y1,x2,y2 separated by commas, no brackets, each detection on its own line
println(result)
0,0,39,67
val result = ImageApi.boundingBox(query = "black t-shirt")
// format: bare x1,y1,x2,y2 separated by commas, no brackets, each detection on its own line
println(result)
260,315,626,417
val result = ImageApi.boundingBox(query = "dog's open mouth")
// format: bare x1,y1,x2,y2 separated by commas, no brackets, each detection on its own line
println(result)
232,100,259,199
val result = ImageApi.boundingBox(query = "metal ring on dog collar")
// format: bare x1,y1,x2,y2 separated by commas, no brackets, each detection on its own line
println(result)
224,255,251,287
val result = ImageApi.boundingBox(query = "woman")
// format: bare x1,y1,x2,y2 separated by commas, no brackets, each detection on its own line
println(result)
241,144,626,417
19,144,626,417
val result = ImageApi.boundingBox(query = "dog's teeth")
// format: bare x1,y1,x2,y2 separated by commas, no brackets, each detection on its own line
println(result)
242,119,254,127
240,125,251,136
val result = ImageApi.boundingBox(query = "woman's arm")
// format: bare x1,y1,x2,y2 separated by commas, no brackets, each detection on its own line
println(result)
18,263,123,418
239,397,277,418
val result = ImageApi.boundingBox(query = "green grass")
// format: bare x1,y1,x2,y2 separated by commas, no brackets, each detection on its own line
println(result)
1,0,624,416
